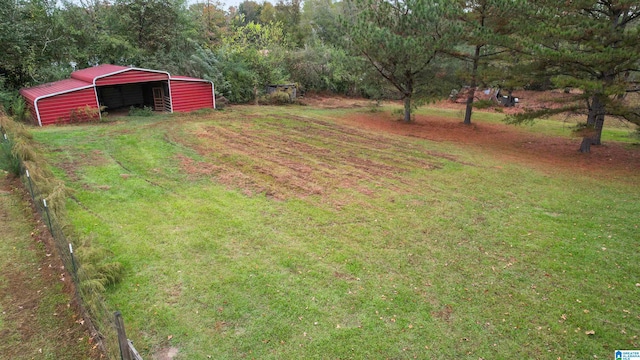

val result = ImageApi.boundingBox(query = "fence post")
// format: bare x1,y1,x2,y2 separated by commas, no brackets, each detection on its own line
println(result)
43,198,53,234
25,169,35,200
69,243,78,281
115,311,133,360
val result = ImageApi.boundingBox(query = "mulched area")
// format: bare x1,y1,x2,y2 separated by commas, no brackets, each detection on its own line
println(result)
336,111,640,179
298,93,638,179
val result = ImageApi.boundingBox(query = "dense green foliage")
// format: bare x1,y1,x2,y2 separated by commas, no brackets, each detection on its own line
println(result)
508,0,640,152
1,0,638,141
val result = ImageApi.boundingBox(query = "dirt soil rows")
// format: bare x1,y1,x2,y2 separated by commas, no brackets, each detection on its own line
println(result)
173,98,638,203
300,94,639,178
171,112,454,202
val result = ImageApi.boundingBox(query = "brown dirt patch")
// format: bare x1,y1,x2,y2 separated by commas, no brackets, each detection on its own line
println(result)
55,149,109,183
432,304,454,323
170,114,447,201
297,93,639,179
336,111,640,179
153,346,179,360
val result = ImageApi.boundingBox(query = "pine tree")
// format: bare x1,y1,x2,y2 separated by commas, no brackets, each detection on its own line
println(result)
345,0,457,122
513,0,640,153
448,0,525,124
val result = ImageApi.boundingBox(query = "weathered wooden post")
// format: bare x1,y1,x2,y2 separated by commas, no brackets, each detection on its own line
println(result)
114,311,132,360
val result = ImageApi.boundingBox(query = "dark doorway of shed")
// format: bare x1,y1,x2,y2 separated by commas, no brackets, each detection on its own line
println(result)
96,81,171,113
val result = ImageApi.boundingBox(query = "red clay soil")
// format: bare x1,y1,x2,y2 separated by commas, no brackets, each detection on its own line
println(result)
334,110,640,179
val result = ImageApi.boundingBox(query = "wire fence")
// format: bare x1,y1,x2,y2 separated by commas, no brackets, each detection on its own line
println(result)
1,124,141,360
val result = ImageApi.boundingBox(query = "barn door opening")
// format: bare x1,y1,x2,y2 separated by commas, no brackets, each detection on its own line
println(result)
152,87,164,111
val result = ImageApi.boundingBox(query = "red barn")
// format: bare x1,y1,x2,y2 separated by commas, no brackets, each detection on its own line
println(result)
20,64,215,126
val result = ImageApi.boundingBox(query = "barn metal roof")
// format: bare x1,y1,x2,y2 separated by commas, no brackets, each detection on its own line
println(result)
19,78,93,102
170,75,211,82
20,65,173,101
70,64,131,83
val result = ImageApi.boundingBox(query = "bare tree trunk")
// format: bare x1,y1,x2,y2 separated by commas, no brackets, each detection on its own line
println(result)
463,91,474,125
403,96,411,123
579,137,592,153
593,113,604,145
464,45,482,125
580,93,605,153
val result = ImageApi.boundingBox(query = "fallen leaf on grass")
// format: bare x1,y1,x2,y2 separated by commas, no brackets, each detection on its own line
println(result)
167,335,173,340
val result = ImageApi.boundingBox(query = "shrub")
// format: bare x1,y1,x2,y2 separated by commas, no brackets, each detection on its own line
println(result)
267,91,293,105
0,135,21,176
69,105,101,123
9,95,31,123
128,106,154,117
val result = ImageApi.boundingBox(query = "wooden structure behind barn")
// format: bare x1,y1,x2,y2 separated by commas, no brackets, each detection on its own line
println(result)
266,84,297,101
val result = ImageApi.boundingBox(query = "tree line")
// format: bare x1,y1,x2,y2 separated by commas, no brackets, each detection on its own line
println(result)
1,0,638,152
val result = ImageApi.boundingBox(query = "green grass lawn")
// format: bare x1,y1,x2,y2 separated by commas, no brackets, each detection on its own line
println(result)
31,105,640,359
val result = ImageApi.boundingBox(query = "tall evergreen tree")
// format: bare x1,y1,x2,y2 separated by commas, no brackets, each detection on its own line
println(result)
449,0,524,124
345,0,456,122
512,0,640,153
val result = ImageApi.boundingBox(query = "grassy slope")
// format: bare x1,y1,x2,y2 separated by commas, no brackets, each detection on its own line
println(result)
0,173,94,359
31,106,640,359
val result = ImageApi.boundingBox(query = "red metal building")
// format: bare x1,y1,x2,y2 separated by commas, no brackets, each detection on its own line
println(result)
20,64,215,126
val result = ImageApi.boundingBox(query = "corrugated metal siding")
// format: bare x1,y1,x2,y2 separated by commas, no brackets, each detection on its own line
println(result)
170,80,214,112
37,88,99,125
95,70,168,86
